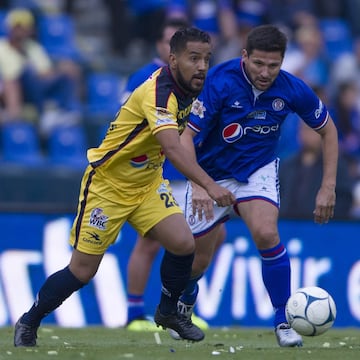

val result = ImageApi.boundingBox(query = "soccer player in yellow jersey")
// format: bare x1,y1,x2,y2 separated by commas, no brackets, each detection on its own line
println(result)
14,27,236,347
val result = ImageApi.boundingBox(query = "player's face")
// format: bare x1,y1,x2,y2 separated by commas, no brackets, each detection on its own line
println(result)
242,49,283,91
169,41,212,94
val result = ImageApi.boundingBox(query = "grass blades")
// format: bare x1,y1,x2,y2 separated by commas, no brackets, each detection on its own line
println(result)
1,326,360,360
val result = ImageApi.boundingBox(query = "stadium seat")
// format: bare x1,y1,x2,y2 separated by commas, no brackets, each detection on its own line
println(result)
37,14,82,61
0,10,8,37
86,72,122,119
1,121,46,165
48,125,88,170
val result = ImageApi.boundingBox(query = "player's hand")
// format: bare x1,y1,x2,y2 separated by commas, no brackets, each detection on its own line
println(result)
191,183,215,221
313,186,336,224
206,182,236,208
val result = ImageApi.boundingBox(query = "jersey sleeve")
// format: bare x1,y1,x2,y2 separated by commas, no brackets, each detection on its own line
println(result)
142,88,179,135
291,78,329,130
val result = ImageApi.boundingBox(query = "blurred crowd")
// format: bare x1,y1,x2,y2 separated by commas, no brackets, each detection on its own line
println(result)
1,0,360,219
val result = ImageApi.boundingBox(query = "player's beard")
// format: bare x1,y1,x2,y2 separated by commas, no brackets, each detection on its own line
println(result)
176,71,201,96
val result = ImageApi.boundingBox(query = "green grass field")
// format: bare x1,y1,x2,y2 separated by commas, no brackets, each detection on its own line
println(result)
1,326,359,360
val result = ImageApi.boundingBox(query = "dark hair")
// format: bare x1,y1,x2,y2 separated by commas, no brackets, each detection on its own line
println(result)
245,25,288,57
156,17,190,41
170,27,211,54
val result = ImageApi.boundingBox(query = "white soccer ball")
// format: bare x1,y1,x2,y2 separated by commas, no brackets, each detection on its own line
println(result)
285,286,336,336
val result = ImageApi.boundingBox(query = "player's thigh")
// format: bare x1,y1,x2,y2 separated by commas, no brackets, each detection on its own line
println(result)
147,213,195,255
69,168,132,255
237,199,279,249
128,179,194,255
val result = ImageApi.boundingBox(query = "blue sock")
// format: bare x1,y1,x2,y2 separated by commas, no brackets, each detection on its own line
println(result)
259,243,290,327
127,294,145,323
159,250,194,315
180,273,203,305
21,266,85,327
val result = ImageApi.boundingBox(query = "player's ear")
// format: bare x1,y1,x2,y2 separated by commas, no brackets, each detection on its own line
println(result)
168,53,177,69
241,48,248,59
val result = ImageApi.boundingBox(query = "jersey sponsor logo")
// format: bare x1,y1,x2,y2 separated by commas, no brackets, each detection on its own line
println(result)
191,99,206,119
178,103,193,120
156,107,172,118
130,154,149,168
315,100,324,119
89,208,108,230
272,98,285,111
222,123,243,143
247,110,266,120
155,118,176,126
222,122,280,143
83,231,102,245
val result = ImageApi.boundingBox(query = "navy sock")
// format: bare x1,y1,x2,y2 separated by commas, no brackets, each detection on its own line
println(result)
260,243,291,327
22,266,85,327
180,273,203,305
159,250,194,315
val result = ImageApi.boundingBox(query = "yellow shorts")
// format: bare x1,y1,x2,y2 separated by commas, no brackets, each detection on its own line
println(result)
69,166,183,255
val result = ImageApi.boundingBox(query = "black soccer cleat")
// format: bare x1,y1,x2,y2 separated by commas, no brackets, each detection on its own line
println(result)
14,315,38,347
154,306,205,342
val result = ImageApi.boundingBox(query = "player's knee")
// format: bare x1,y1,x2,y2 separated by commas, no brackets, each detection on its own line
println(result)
253,227,279,248
168,235,195,255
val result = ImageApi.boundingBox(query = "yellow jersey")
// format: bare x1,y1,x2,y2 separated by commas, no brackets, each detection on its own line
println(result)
87,66,196,193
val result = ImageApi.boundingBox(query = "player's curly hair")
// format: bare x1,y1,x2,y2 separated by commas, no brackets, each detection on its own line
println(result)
170,27,211,54
246,25,288,58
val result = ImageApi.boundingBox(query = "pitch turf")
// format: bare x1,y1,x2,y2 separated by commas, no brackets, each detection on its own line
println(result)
1,326,360,360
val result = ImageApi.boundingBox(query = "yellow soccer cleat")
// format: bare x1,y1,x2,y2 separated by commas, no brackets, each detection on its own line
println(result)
126,317,159,332
192,313,209,330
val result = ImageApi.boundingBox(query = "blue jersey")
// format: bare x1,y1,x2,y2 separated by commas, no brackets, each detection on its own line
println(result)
188,58,329,183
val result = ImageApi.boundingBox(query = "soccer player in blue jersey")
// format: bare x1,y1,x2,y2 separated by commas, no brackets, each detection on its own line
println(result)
122,17,225,332
13,27,236,347
176,24,338,347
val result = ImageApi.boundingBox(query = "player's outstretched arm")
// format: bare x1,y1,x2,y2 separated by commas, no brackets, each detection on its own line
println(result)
313,116,338,224
156,128,235,207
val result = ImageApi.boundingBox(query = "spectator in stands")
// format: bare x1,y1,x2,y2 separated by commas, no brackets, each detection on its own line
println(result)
331,81,360,159
279,121,353,220
0,8,82,136
282,23,330,88
331,36,360,93
121,17,190,104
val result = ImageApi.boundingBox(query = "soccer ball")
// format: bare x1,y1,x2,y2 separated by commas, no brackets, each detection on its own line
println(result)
285,286,336,336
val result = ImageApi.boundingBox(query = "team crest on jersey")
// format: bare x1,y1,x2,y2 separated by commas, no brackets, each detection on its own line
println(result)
191,99,206,118
272,98,285,111
188,214,196,225
222,123,243,143
89,208,108,230
130,154,149,168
